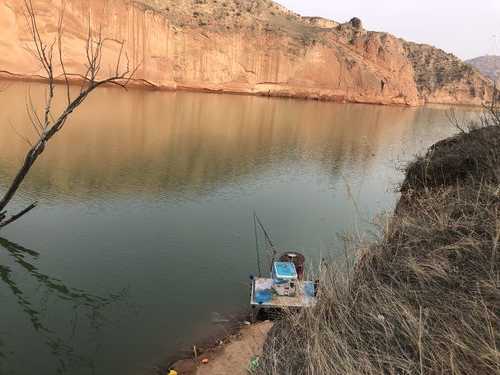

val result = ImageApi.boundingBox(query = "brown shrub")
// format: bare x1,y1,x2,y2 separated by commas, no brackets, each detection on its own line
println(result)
401,126,500,193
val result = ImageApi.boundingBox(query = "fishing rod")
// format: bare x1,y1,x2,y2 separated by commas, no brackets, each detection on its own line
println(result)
253,212,262,277
253,212,278,277
254,213,275,249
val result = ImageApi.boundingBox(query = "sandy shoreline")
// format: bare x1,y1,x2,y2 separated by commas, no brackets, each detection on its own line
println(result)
165,321,272,375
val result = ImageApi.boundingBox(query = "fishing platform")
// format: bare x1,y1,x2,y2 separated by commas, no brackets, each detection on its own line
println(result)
250,214,318,317
249,248,317,320
250,276,317,309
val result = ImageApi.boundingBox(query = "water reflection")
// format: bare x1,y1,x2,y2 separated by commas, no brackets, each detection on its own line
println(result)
0,237,128,375
0,83,433,202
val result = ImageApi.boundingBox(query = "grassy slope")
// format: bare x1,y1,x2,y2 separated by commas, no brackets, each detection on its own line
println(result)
258,110,500,374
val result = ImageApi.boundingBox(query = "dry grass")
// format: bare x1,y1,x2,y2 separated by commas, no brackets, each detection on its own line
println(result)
257,116,500,374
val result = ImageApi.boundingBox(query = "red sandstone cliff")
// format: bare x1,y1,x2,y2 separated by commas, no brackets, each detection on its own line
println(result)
0,0,492,106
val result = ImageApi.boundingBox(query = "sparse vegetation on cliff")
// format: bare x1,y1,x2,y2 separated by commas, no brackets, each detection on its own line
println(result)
404,42,487,101
257,103,500,374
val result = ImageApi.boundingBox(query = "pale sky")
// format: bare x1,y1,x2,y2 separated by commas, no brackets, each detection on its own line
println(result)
277,0,500,60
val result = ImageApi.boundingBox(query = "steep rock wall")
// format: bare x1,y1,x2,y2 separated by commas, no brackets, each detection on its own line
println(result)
0,0,492,106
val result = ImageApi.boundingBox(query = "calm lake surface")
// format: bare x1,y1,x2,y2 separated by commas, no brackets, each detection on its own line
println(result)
0,83,470,375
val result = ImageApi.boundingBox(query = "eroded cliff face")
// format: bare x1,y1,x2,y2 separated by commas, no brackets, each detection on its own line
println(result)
0,0,492,106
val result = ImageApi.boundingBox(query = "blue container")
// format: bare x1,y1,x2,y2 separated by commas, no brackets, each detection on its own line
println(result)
272,262,298,280
255,289,272,304
304,281,315,297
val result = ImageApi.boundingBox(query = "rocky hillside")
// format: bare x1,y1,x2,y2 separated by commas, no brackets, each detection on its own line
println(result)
0,0,492,106
466,55,500,83
404,43,491,104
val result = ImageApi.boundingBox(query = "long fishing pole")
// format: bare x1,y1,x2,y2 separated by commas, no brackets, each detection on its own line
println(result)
254,214,274,249
254,213,277,268
253,212,262,277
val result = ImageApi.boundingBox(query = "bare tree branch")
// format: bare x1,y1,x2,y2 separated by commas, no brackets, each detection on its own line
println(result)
57,1,71,106
9,120,33,148
0,0,134,229
0,202,38,228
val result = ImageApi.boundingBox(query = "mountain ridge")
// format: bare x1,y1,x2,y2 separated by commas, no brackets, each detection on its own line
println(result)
466,55,500,83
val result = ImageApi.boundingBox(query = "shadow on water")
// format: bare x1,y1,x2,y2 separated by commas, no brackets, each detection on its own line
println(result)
0,237,130,375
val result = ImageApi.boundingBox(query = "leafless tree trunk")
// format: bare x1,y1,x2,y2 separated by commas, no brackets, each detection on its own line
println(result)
0,0,136,229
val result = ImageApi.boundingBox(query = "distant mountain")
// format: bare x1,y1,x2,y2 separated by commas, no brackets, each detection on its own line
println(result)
466,56,500,83
0,0,493,106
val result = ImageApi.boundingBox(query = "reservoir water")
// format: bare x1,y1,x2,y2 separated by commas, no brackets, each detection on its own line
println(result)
0,83,468,374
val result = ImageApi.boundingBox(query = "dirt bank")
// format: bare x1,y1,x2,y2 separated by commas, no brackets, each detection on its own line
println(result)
168,321,272,375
